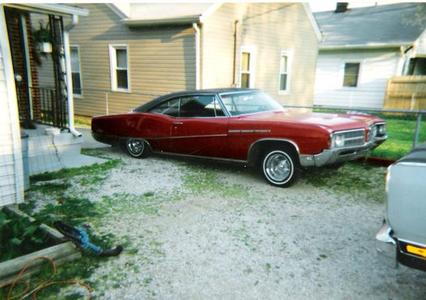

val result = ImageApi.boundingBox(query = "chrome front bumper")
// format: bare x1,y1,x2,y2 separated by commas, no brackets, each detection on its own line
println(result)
299,137,386,167
376,222,395,244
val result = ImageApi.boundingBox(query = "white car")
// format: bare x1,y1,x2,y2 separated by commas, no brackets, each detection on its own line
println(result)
376,143,426,271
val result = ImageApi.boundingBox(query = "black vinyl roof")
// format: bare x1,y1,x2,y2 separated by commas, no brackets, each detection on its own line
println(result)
133,88,258,112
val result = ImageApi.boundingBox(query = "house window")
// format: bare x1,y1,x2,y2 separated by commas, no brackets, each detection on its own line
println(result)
109,45,129,92
241,52,251,88
240,47,255,88
279,52,290,92
70,46,82,96
343,63,360,87
406,58,426,75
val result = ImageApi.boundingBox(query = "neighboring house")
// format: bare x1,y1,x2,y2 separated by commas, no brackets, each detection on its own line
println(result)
0,4,94,207
314,2,426,109
64,3,321,116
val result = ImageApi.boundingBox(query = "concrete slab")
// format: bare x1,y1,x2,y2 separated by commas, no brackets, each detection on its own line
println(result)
61,154,106,169
24,125,108,175
77,127,111,149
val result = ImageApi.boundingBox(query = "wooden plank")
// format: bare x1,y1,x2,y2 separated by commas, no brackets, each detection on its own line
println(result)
0,251,81,288
0,242,78,283
0,207,81,288
4,205,65,241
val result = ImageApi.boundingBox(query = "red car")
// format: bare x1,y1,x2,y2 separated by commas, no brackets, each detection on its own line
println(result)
92,89,387,187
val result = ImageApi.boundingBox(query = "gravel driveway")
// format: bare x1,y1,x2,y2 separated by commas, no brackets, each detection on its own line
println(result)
28,147,426,299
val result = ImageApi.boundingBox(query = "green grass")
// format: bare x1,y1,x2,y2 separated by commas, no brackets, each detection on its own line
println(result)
74,115,92,128
302,162,387,203
371,117,426,160
1,157,125,299
30,159,121,182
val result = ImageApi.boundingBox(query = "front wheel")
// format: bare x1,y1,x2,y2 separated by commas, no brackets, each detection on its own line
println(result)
124,138,150,158
261,148,299,187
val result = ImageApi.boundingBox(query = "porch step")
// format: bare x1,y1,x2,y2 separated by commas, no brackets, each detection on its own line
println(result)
27,132,105,175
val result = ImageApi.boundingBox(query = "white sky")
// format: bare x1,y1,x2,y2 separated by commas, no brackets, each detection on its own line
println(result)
308,0,420,12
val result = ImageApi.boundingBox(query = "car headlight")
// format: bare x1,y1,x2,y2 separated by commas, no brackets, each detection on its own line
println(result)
371,126,378,138
332,134,345,148
377,124,386,136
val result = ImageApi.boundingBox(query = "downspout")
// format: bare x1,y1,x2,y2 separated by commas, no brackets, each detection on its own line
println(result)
232,20,239,87
63,14,81,137
192,22,201,89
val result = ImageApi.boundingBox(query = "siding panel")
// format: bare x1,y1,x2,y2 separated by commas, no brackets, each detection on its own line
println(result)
314,49,401,108
202,3,319,106
0,27,23,206
69,4,196,116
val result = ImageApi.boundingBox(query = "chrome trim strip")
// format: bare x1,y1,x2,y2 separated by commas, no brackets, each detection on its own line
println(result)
397,162,426,167
149,134,228,140
333,128,365,134
343,136,365,141
399,238,426,248
153,151,247,164
228,129,271,133
247,138,301,159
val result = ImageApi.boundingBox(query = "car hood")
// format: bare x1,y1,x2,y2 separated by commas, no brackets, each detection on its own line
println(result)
236,110,381,132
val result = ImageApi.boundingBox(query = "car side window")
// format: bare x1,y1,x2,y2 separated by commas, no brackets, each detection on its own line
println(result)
148,98,180,117
179,95,225,118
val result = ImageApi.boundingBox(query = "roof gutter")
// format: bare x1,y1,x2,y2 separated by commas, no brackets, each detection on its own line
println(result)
320,42,412,51
193,23,201,90
123,16,200,27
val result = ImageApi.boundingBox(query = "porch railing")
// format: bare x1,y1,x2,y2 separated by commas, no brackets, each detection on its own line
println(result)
30,87,68,129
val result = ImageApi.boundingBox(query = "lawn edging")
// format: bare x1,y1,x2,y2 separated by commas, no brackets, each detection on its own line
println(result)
0,206,81,288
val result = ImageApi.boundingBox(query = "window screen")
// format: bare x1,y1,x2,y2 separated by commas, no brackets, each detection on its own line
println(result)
241,52,251,88
70,47,82,95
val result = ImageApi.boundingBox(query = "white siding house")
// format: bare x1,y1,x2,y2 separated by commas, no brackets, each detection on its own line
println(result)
314,3,426,109
315,49,402,108
0,4,89,208
0,7,24,206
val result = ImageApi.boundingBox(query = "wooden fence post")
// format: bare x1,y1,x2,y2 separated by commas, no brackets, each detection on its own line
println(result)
413,113,423,149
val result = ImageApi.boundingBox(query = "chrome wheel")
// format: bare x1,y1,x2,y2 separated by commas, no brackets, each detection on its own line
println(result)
263,150,294,185
126,138,145,157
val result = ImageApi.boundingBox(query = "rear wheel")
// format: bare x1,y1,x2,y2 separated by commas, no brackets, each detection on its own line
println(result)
260,147,299,187
124,138,150,158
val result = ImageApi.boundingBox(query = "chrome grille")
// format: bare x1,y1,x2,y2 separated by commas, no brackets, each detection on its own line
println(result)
342,130,365,147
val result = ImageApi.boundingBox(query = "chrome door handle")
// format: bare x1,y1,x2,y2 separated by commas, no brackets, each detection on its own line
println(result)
173,121,183,125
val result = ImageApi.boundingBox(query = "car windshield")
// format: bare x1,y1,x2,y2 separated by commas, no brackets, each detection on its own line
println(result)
220,91,284,116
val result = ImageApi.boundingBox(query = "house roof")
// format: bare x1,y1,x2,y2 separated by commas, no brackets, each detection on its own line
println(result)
315,3,426,50
111,2,320,39
109,3,219,26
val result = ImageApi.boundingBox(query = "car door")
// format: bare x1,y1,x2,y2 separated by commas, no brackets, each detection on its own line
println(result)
143,97,180,152
170,94,229,157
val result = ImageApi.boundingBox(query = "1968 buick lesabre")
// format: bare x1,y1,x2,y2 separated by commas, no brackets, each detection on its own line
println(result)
92,88,387,187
